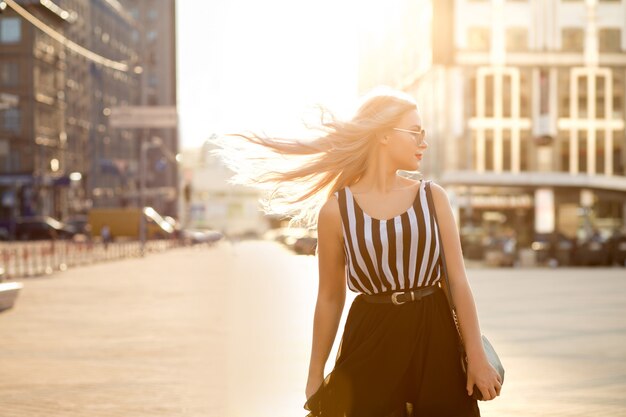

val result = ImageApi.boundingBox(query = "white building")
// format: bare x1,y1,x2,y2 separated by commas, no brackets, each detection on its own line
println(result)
359,0,626,252
179,139,270,237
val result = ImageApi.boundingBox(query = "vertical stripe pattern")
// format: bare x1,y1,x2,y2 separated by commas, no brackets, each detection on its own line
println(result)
334,180,442,295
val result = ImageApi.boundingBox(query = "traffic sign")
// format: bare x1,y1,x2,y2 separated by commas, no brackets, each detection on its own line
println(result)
109,106,178,128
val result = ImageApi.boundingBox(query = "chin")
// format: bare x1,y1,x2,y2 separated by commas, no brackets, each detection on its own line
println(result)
401,163,419,171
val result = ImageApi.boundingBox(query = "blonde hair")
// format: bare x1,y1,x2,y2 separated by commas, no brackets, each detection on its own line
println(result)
208,87,420,229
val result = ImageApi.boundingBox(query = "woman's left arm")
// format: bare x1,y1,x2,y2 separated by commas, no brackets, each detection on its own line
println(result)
430,182,502,400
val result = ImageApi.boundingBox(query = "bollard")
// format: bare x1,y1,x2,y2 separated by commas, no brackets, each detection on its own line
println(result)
65,241,71,268
1,249,10,280
1,234,184,279
39,245,47,275
82,241,87,263
22,246,29,277
88,241,94,264
58,241,67,271
10,249,17,279
49,240,56,272
24,245,35,277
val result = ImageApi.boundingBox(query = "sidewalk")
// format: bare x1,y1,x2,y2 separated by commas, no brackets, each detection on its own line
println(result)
0,240,624,416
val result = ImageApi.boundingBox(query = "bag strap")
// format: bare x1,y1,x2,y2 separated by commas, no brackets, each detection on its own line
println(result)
425,180,467,356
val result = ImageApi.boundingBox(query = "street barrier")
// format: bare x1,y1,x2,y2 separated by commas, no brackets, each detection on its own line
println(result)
0,238,196,279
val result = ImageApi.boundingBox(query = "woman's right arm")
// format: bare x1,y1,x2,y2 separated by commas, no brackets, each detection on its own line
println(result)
305,195,347,400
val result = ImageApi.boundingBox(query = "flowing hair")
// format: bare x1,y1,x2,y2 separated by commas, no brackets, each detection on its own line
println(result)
208,87,420,230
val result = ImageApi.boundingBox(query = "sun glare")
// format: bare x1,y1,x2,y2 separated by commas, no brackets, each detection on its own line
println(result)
178,0,366,148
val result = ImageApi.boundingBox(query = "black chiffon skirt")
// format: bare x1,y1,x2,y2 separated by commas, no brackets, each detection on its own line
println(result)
303,284,481,417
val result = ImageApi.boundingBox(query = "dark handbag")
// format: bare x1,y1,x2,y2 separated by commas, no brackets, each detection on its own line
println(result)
426,180,505,401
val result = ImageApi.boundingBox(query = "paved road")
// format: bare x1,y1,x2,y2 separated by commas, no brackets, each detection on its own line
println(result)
0,240,624,416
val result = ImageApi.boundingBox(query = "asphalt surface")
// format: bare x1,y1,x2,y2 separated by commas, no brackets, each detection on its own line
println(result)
0,239,624,416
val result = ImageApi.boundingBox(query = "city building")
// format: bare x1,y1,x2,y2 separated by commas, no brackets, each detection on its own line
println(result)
0,0,140,222
128,0,178,217
0,0,178,234
359,0,626,250
0,0,80,222
82,0,141,212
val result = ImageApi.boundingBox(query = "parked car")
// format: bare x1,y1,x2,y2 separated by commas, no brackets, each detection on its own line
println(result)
482,235,517,267
182,228,223,245
64,215,92,239
605,230,626,266
88,207,174,241
263,227,310,247
531,232,577,266
14,216,75,241
575,232,610,266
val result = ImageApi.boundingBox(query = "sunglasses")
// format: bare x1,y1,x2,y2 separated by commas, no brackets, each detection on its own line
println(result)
392,127,427,146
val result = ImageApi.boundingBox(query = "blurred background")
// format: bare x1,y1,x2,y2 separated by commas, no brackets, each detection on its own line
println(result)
2,0,624,267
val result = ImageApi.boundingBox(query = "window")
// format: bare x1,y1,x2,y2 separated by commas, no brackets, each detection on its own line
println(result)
467,27,490,51
2,108,20,133
614,70,624,118
506,28,528,52
0,139,7,173
0,62,18,86
562,28,583,52
539,69,550,115
599,28,622,53
0,17,21,43
10,149,20,171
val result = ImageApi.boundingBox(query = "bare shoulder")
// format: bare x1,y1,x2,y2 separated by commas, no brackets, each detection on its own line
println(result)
318,194,342,239
319,193,341,218
428,180,448,196
428,181,451,207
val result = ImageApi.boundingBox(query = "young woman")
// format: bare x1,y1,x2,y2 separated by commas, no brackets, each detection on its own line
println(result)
210,87,502,416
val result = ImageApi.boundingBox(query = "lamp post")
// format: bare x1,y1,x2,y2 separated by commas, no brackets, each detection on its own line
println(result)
109,105,178,254
139,135,181,255
139,133,157,256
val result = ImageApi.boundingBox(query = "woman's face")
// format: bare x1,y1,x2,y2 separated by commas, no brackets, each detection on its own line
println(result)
384,109,427,171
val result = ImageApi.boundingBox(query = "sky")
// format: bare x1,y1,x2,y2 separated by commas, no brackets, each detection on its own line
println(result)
176,0,362,150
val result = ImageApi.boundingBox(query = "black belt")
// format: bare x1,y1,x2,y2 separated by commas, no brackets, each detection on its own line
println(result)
361,285,439,305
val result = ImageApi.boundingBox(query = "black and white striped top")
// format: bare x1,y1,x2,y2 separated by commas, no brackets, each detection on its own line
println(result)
333,179,442,295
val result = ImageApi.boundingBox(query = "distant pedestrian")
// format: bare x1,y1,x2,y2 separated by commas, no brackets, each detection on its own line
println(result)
210,87,501,416
589,228,602,244
100,225,111,250
502,229,517,267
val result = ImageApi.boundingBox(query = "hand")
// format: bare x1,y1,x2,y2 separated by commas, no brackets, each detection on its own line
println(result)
466,358,502,401
305,373,324,401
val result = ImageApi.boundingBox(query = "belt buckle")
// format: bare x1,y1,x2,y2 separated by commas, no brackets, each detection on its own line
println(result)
391,291,406,305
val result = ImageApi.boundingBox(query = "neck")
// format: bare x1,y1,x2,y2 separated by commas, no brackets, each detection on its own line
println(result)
355,147,401,193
